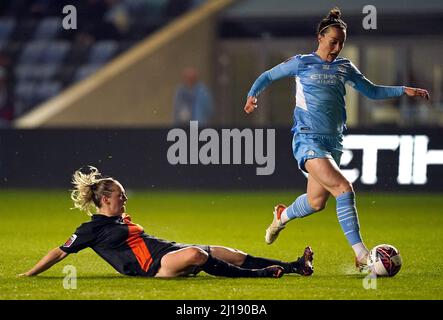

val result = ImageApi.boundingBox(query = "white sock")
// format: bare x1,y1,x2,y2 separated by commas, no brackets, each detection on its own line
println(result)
280,208,289,224
352,242,369,260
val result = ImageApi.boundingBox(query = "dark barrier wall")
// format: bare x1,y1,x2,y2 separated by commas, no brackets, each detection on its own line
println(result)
1,127,442,191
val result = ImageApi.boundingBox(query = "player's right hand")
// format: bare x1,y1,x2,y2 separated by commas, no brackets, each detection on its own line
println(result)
244,96,258,114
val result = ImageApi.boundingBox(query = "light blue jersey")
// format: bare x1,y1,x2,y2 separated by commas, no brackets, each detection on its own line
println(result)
247,52,405,135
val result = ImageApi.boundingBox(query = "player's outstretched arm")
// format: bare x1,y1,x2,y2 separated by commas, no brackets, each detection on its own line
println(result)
244,57,299,115
404,86,430,100
18,247,68,277
244,96,258,114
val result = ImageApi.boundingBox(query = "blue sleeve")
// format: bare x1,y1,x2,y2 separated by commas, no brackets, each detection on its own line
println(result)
247,56,300,98
348,62,404,99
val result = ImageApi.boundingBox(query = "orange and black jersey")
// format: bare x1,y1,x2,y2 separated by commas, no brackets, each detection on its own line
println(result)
59,213,204,276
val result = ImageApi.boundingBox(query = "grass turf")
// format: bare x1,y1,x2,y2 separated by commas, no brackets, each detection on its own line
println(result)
0,190,442,300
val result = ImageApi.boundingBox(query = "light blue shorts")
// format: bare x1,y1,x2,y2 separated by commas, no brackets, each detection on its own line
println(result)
292,133,343,173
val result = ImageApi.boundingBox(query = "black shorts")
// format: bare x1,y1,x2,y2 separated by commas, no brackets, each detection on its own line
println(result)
145,239,210,277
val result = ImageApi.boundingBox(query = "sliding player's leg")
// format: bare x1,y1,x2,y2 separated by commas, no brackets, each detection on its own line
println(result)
210,245,314,276
155,246,283,278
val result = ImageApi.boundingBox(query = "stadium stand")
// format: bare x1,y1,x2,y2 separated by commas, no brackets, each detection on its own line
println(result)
0,0,206,126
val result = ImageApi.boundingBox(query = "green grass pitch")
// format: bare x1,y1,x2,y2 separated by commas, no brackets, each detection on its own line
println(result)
1,190,442,300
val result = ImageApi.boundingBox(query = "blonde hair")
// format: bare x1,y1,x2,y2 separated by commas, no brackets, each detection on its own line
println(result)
70,166,116,215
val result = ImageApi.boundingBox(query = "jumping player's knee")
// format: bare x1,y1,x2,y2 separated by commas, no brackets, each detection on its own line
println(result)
187,247,209,266
309,198,327,211
343,181,354,193
334,180,354,196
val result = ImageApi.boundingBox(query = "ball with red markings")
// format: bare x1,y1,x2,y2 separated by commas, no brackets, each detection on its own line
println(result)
367,244,402,277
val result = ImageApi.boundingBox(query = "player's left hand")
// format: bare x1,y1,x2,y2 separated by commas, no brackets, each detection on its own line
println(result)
17,273,29,277
404,87,430,100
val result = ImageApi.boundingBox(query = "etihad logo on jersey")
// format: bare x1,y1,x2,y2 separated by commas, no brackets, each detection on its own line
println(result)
310,73,345,84
63,234,77,248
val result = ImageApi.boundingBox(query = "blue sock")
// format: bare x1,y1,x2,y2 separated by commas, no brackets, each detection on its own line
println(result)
336,192,362,246
285,194,317,220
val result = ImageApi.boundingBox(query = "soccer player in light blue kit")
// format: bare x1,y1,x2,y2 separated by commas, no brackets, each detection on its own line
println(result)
244,8,430,271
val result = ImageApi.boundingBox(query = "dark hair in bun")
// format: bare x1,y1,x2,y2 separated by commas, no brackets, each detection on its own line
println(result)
327,7,342,20
317,7,347,35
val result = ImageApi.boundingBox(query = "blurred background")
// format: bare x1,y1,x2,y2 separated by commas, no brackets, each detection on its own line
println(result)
1,2,441,301
0,0,442,191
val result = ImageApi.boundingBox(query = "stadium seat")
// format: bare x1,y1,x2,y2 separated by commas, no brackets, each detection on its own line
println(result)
14,80,35,116
33,80,62,104
129,0,167,18
73,64,103,82
38,64,60,79
18,40,48,64
88,40,118,64
3,0,201,120
41,41,70,64
15,64,33,80
64,40,92,65
14,80,34,98
14,18,38,41
14,80,62,116
33,17,62,40
16,63,59,80
0,17,15,41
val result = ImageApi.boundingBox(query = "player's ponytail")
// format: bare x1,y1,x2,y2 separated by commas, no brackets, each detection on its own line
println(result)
317,7,347,35
70,166,115,215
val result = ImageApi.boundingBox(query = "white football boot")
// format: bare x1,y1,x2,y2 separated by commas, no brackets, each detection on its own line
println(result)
265,204,287,244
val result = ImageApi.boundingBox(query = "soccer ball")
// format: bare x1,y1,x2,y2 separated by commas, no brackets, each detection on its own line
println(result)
367,244,402,277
